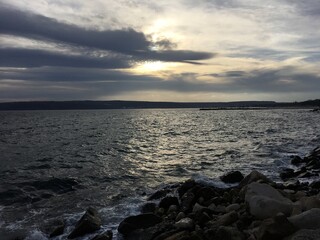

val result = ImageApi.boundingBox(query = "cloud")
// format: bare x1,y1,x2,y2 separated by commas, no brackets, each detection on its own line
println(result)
0,5,214,64
0,48,131,68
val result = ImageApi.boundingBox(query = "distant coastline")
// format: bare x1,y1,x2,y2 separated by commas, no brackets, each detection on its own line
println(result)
0,99,319,111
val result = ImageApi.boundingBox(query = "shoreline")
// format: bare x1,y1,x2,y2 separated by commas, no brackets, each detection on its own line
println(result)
37,146,320,240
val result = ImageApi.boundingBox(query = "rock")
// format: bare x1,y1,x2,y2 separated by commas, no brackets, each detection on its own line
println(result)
280,168,296,180
291,156,303,165
91,230,113,240
180,191,196,213
239,170,273,187
168,205,179,213
68,207,101,239
285,229,320,240
220,171,244,183
148,189,171,200
192,203,206,214
141,202,157,213
118,213,162,235
288,208,320,229
175,217,194,230
163,231,189,240
178,179,196,198
159,197,179,210
257,213,296,240
298,196,320,211
49,224,65,238
208,211,238,227
226,203,240,212
245,182,293,219
215,226,245,240
310,181,320,189
175,212,186,222
197,187,217,201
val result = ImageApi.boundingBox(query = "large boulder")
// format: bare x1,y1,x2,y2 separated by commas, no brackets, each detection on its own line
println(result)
68,207,101,239
220,171,244,183
257,214,296,240
245,182,293,219
288,208,320,229
118,213,162,235
159,196,179,209
239,171,273,187
297,196,320,211
285,229,320,240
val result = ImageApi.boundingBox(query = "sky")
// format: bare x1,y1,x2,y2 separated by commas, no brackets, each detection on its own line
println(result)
0,0,320,102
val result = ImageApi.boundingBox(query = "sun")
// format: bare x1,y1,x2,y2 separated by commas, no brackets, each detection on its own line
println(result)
134,61,166,73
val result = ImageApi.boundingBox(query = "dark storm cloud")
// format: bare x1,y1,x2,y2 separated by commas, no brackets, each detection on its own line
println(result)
0,6,214,64
2,66,320,97
0,6,150,54
0,67,161,82
0,48,130,68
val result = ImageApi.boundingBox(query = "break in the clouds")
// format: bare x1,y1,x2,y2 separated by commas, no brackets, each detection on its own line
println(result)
0,0,320,102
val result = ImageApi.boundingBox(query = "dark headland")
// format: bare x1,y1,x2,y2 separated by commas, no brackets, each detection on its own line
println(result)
41,146,320,240
0,99,319,110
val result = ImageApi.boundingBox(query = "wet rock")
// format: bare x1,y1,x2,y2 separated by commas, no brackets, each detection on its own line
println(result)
291,156,303,166
178,179,196,198
298,196,320,211
118,213,162,235
220,171,244,183
175,212,186,222
148,189,171,200
192,203,206,214
288,208,320,229
208,211,238,227
175,217,194,230
168,205,179,213
163,231,189,240
285,229,320,240
68,207,101,239
197,187,217,201
49,223,65,238
180,191,196,213
245,182,293,219
239,170,273,187
226,203,240,212
257,214,296,240
280,168,296,180
141,202,157,213
310,181,320,189
215,226,245,240
159,197,179,210
91,230,113,240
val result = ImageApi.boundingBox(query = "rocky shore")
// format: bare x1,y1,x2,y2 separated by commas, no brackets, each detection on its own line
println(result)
45,146,320,240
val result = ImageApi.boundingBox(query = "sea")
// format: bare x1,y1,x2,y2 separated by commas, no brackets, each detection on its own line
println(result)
0,109,319,239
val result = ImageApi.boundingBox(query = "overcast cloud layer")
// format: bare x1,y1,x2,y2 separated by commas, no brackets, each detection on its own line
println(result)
0,0,320,102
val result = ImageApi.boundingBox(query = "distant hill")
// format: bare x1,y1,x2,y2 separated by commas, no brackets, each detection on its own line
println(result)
0,99,319,110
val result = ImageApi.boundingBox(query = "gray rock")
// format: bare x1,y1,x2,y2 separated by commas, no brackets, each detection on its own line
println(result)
208,211,238,227
175,212,186,222
239,171,273,187
285,229,320,240
298,196,320,211
245,182,293,219
192,203,206,214
226,203,240,212
91,230,113,240
175,217,194,230
257,214,296,240
159,196,179,209
288,208,320,229
68,207,101,239
215,226,245,240
220,171,244,183
118,213,162,235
